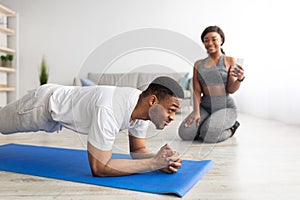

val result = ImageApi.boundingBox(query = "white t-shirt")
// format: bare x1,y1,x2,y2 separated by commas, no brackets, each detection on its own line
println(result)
49,85,149,151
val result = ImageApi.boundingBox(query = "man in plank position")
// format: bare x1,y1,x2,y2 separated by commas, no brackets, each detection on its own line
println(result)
0,76,184,177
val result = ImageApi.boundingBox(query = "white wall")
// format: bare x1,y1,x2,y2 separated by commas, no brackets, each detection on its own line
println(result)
1,0,299,124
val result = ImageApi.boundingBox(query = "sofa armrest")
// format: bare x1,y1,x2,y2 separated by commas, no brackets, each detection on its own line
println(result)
73,77,82,86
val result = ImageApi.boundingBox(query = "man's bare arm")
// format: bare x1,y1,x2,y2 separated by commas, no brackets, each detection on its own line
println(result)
87,142,179,177
128,135,182,173
129,134,155,159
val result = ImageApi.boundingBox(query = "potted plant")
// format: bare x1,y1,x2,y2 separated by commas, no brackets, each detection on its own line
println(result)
0,55,14,67
1,55,7,67
6,54,13,67
39,57,49,85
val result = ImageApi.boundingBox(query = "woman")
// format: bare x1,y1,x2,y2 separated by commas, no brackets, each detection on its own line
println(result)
178,26,245,143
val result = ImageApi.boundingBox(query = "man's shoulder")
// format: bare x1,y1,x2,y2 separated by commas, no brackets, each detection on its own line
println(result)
93,85,139,92
92,86,140,106
114,86,141,96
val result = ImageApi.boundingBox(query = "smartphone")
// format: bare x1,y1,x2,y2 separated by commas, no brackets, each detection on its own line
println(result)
234,58,244,73
236,58,244,67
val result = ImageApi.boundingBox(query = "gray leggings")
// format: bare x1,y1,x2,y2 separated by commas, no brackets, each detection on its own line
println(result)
0,84,61,134
178,96,237,143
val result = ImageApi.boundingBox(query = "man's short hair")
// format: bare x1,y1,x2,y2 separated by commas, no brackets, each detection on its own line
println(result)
141,76,184,100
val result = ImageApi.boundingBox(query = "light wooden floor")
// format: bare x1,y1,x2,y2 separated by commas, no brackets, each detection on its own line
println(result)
0,111,299,200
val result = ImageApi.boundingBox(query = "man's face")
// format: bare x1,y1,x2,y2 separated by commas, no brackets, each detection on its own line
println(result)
149,96,182,130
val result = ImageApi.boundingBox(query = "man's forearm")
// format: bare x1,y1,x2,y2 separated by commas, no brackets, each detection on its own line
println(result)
90,156,157,177
107,158,156,175
130,146,155,159
88,143,180,177
130,151,155,159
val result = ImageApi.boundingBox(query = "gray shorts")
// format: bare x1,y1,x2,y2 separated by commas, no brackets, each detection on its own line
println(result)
0,84,61,134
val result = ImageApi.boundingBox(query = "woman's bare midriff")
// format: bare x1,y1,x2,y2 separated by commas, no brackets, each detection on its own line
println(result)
202,85,228,96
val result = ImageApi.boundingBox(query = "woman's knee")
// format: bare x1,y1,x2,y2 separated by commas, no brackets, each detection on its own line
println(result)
178,121,199,141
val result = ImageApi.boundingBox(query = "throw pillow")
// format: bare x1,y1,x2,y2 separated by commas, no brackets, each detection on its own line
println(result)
178,72,191,90
80,78,96,86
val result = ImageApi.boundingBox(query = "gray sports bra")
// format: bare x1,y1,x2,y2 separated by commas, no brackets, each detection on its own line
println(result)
197,55,228,87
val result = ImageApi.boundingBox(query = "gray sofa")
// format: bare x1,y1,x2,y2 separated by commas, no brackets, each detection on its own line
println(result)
76,72,192,107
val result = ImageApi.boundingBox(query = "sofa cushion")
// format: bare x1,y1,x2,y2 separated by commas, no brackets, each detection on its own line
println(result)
85,72,191,100
137,72,185,91
88,73,139,88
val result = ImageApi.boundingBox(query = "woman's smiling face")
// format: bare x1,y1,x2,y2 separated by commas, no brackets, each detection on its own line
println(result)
203,32,223,54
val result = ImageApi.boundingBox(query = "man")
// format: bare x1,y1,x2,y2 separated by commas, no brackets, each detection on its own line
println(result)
0,76,184,177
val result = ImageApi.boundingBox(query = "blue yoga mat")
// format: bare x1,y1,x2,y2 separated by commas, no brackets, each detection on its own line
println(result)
0,143,213,197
